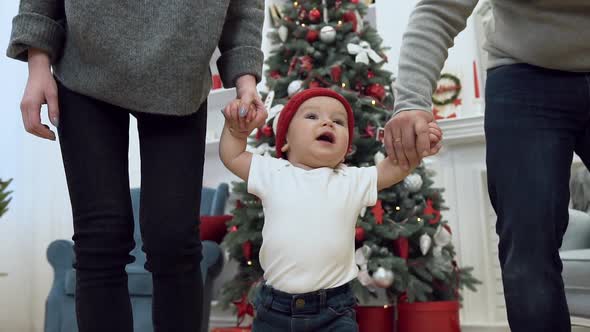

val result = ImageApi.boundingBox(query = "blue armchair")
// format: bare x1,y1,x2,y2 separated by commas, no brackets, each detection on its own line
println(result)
44,183,230,332
560,209,590,320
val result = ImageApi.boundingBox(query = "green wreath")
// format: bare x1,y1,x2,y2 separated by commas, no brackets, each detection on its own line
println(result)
432,73,462,106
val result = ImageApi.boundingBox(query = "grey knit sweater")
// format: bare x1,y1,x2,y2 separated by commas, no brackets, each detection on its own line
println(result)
6,1,264,116
394,0,590,114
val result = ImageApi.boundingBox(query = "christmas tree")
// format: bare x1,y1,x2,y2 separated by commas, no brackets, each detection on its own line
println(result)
220,0,479,312
0,178,12,219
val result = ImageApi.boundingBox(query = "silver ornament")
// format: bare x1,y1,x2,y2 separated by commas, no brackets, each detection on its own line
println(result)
403,173,423,193
374,151,385,165
372,267,394,288
433,225,452,247
278,25,288,42
320,26,336,43
287,80,303,96
420,233,432,255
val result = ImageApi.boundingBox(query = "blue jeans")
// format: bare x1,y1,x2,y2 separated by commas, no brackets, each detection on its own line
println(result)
252,283,358,332
485,64,590,332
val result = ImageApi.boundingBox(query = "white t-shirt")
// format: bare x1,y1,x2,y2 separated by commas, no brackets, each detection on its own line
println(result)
248,154,378,294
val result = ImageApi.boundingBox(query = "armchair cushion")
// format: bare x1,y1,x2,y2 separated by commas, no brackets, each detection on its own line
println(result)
200,215,233,243
560,249,590,318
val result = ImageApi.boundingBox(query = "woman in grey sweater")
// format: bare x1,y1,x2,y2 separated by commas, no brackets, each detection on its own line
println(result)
386,1,589,331
7,1,265,331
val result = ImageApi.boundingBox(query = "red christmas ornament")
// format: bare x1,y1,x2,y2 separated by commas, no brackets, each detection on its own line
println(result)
330,65,342,82
335,0,343,9
230,226,238,232
309,80,321,88
306,29,319,43
298,8,307,20
309,8,321,22
423,198,441,224
242,241,252,260
236,200,244,209
270,70,281,79
342,11,358,32
365,83,386,102
355,227,365,242
364,124,376,138
261,125,273,137
367,70,375,79
371,200,384,225
232,294,254,326
393,237,409,260
355,82,364,92
351,0,359,3
299,55,314,72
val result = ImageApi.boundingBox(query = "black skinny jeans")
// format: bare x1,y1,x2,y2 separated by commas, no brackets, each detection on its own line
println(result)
56,81,207,332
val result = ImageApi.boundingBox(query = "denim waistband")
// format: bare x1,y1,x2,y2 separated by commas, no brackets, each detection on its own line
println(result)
257,283,355,315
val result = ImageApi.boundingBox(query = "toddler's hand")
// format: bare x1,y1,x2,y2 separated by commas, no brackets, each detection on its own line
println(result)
427,122,443,155
222,99,267,139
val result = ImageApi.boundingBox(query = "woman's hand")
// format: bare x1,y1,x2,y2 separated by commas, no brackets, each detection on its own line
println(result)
21,48,59,140
235,74,265,130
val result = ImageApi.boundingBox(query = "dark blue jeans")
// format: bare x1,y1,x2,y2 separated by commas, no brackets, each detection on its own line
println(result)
485,64,590,332
252,283,358,332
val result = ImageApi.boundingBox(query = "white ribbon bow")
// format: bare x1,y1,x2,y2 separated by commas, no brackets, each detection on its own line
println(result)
347,41,383,65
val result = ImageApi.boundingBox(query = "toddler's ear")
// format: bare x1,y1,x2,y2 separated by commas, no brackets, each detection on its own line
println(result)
281,143,290,153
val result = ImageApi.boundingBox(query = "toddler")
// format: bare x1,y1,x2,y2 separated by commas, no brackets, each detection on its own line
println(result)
220,88,441,331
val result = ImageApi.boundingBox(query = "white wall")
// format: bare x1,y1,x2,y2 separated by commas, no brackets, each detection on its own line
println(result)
376,0,486,117
1,2,35,331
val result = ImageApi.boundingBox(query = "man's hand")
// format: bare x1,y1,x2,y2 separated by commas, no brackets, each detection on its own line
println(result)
21,48,59,141
384,110,437,170
235,74,265,130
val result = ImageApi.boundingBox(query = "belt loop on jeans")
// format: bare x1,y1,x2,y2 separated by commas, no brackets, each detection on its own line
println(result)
319,289,327,308
263,285,273,309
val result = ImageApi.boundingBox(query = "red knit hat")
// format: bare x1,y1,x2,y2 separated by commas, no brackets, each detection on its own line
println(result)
275,88,355,159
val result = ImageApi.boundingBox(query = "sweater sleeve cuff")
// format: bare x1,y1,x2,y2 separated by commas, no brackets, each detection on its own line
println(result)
6,13,65,63
216,46,263,88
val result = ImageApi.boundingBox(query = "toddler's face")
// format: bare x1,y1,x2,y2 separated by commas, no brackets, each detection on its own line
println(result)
283,96,350,168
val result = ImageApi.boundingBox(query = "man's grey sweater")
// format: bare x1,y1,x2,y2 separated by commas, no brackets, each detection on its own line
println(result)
394,0,590,114
7,0,264,116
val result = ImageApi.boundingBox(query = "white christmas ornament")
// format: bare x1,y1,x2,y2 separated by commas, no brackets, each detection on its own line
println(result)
287,80,302,96
278,25,288,42
347,41,383,65
403,173,423,192
433,225,452,247
420,233,432,255
374,151,385,165
372,267,394,288
287,80,303,96
320,26,337,43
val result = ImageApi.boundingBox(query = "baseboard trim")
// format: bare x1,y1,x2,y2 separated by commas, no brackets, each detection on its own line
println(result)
573,317,590,328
